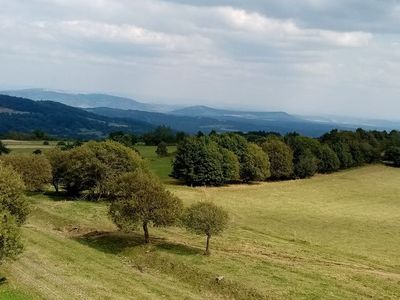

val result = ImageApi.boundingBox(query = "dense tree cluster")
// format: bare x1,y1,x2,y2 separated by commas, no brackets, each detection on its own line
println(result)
46,140,146,197
173,129,400,186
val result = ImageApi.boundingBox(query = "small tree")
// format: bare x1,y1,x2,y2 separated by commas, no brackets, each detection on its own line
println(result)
240,143,271,182
0,141,10,156
183,202,229,255
108,171,183,243
156,141,168,157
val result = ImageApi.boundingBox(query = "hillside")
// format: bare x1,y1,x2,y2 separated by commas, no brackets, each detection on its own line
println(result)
0,89,174,112
1,164,399,299
0,94,154,138
88,107,349,136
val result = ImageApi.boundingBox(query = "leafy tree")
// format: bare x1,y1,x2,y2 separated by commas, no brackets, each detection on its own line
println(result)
0,162,29,263
143,126,176,145
1,154,52,192
172,137,226,186
330,142,354,169
0,141,10,155
109,131,137,148
240,143,271,182
294,150,318,179
317,145,340,173
384,146,400,167
0,162,29,225
261,139,294,179
108,171,183,243
156,141,168,157
183,202,229,255
220,148,240,182
61,141,146,197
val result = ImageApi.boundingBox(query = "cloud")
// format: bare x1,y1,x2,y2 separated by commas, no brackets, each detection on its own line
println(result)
0,0,399,119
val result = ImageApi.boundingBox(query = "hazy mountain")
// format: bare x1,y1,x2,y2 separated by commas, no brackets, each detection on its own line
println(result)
171,105,301,122
0,89,176,113
88,107,353,136
0,94,153,138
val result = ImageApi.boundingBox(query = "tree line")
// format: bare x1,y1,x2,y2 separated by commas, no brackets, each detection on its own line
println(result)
172,129,400,186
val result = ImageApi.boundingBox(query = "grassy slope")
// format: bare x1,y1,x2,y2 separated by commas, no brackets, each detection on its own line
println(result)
0,143,399,299
0,165,399,299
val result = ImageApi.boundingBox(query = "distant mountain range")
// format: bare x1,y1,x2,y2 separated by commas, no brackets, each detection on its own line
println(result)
0,95,153,138
1,89,400,138
0,88,176,113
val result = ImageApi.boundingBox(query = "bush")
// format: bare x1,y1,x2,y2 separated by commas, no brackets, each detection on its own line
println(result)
1,154,52,192
183,202,229,255
261,139,294,180
108,171,183,243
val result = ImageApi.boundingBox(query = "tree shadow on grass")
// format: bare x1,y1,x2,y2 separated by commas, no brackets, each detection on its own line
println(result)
75,231,202,256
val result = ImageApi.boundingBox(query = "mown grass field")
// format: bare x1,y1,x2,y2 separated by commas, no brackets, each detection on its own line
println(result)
0,142,399,299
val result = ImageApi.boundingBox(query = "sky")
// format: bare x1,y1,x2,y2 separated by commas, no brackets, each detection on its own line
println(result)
1,0,400,119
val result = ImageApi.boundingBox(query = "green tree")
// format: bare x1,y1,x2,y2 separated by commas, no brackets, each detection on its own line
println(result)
1,154,52,192
0,141,10,155
0,162,29,263
108,131,137,148
261,139,294,180
61,141,146,197
294,150,318,179
0,162,29,225
46,148,69,193
384,146,400,167
108,171,183,243
240,143,271,182
317,145,340,173
156,141,168,157
330,142,354,169
183,202,229,255
172,137,226,186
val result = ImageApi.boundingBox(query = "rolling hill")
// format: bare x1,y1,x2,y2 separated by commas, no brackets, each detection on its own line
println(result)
0,88,175,112
0,94,154,138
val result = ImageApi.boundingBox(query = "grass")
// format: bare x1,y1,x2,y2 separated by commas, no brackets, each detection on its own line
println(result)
0,164,399,299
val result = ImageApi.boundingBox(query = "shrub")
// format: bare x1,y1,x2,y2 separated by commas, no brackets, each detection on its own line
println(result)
108,171,183,243
1,154,52,192
183,202,229,255
261,139,294,179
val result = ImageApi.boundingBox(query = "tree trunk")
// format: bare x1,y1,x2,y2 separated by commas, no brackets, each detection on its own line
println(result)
205,234,211,255
143,221,150,244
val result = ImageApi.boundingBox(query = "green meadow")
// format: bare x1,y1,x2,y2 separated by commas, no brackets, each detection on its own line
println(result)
1,142,399,299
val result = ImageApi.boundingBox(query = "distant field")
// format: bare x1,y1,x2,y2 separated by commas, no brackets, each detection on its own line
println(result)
0,165,399,299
